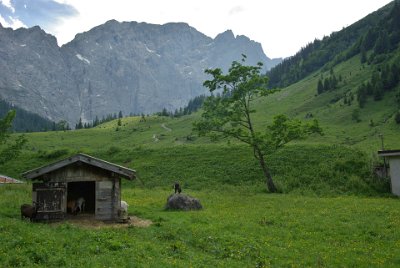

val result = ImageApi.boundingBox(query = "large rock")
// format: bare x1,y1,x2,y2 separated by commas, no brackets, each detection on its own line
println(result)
165,194,202,211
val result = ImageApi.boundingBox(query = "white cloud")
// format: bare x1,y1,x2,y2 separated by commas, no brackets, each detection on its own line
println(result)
229,6,245,16
0,14,26,29
0,0,15,13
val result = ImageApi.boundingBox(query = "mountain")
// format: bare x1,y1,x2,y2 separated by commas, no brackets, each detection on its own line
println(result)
0,25,79,123
267,1,400,89
258,0,400,150
0,21,280,126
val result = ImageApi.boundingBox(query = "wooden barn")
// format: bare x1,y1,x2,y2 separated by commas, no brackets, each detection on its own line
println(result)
22,153,136,221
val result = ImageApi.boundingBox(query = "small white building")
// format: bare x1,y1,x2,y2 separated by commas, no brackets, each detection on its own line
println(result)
0,174,23,184
378,150,400,196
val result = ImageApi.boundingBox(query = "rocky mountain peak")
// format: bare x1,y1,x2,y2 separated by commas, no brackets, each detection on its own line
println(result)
215,30,235,42
0,21,281,126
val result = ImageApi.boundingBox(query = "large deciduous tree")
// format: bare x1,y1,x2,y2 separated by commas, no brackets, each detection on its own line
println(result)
0,110,27,165
194,56,322,192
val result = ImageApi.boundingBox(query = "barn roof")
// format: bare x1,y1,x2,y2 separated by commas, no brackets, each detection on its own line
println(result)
0,174,23,184
22,153,136,180
378,149,400,157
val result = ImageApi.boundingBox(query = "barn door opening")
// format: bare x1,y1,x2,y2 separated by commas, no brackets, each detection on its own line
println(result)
67,181,95,214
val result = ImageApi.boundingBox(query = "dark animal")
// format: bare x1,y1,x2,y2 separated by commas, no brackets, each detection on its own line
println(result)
67,200,77,214
174,182,182,194
20,203,39,222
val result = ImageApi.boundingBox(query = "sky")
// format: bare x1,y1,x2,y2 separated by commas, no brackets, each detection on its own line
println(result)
0,0,394,59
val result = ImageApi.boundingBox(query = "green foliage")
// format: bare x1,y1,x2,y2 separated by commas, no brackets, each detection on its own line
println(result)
0,110,27,165
80,113,121,129
195,57,281,191
373,30,390,55
172,95,207,118
195,57,322,192
316,72,339,94
266,114,322,151
55,120,70,131
75,117,83,129
357,61,400,107
351,109,361,123
0,99,54,132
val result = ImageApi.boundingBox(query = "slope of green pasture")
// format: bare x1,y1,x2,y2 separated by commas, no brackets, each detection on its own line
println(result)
1,141,389,196
253,54,400,151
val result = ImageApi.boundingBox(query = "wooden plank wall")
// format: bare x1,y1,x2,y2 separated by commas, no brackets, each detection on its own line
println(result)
95,179,120,220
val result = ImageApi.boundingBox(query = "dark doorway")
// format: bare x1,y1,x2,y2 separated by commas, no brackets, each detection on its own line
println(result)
67,181,95,214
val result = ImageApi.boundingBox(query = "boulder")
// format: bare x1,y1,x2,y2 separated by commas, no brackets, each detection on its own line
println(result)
165,194,202,211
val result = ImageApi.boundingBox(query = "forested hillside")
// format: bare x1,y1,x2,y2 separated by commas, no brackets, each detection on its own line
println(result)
267,1,400,89
0,99,54,132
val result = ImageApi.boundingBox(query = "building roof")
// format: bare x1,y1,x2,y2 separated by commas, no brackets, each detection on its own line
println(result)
378,149,400,157
22,153,136,180
0,175,23,184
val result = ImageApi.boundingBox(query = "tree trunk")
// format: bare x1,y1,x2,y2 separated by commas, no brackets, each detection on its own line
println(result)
255,148,277,193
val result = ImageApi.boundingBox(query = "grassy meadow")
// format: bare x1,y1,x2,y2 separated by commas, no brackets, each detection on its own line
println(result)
1,53,400,267
1,184,400,267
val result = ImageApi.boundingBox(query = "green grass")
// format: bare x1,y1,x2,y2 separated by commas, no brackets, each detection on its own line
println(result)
1,185,400,267
1,142,390,196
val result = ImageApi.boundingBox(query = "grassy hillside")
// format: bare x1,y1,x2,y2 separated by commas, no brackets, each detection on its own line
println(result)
256,53,400,152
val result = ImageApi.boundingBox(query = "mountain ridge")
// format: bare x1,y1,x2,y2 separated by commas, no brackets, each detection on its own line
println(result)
0,20,280,125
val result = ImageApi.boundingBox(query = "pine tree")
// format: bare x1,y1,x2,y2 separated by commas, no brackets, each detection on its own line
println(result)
360,46,367,64
317,79,324,94
76,117,83,129
357,85,367,108
374,30,390,55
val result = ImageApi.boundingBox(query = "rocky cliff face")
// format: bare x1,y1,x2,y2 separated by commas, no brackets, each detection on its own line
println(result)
0,25,81,122
0,21,281,125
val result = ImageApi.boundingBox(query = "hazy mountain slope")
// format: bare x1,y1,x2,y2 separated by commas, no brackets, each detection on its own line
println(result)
0,21,279,125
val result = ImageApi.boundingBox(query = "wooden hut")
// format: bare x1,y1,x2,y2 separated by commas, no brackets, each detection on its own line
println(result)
22,153,136,221
378,149,400,196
